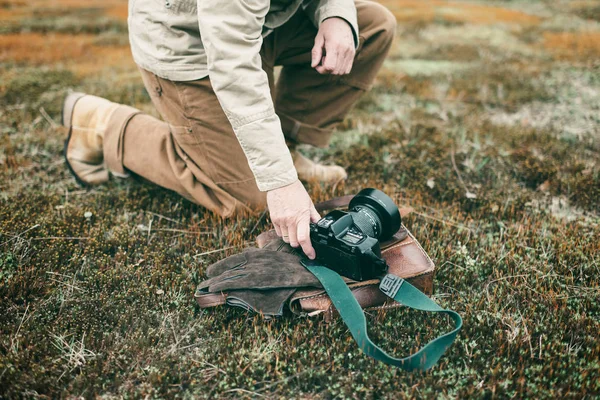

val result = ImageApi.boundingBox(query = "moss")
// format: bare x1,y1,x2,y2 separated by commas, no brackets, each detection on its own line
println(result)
563,171,600,212
419,44,484,62
1,68,77,105
573,5,600,22
0,8,127,35
510,148,559,189
1,0,599,398
385,59,476,77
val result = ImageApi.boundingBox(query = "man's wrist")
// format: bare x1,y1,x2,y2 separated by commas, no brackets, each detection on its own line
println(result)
318,7,359,48
267,178,300,193
257,169,298,192
323,16,352,26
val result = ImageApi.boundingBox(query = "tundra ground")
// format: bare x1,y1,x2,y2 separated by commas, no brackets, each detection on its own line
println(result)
1,0,599,398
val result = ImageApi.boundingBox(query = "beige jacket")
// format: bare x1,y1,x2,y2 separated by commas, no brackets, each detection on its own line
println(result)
128,0,358,192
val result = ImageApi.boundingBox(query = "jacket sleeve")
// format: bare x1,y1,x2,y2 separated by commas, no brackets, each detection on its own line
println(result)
302,0,359,47
196,0,298,192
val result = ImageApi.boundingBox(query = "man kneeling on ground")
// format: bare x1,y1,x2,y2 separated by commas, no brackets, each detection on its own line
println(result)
62,0,396,260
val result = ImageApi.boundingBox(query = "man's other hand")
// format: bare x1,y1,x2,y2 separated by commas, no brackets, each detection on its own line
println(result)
311,17,356,75
267,180,321,259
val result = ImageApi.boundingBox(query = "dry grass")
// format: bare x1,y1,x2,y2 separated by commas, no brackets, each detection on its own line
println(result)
0,0,128,35
378,0,541,26
0,33,134,75
3,0,126,12
0,7,27,22
105,4,128,21
0,0,127,21
543,31,600,60
0,33,103,64
569,0,600,22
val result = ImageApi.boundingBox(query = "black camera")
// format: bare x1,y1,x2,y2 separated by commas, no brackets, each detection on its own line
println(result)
310,188,401,281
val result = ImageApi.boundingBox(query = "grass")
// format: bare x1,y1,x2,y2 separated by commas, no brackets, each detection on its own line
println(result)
0,0,127,35
542,31,600,60
377,0,542,25
1,0,599,398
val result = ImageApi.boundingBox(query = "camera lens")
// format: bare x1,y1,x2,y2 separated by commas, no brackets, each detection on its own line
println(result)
348,188,401,241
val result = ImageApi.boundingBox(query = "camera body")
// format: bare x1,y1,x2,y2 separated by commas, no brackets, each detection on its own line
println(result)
309,189,401,281
310,210,386,281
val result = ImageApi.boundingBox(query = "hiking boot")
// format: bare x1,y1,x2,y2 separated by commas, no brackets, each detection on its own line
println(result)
291,150,347,184
62,92,120,186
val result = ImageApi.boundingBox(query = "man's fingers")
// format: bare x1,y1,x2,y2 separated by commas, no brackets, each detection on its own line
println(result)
287,221,299,248
345,60,353,75
317,42,355,75
270,210,282,236
338,48,354,75
310,206,321,223
280,225,290,243
274,223,282,237
321,45,338,74
313,17,355,75
333,49,348,75
344,50,355,75
297,217,315,259
266,180,317,253
325,50,338,72
315,65,327,74
311,35,324,68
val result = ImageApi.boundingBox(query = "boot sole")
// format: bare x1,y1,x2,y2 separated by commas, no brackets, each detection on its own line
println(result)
62,92,93,188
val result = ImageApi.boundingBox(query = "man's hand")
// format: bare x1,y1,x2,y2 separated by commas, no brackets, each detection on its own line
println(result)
267,180,321,259
311,17,356,75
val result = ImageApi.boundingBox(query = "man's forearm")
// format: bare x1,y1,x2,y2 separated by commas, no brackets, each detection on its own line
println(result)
197,0,297,192
303,0,359,47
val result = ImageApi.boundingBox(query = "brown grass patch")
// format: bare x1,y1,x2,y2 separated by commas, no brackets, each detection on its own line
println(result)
0,0,128,22
0,33,134,75
568,0,600,21
105,4,128,21
0,33,96,64
0,0,26,6
0,7,26,21
74,46,135,76
0,33,103,64
378,0,541,26
543,31,600,60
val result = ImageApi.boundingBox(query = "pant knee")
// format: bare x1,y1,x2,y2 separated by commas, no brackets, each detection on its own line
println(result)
360,2,397,52
374,6,397,51
217,180,267,218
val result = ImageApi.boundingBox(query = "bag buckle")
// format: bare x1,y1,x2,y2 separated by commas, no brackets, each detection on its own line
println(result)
379,274,404,298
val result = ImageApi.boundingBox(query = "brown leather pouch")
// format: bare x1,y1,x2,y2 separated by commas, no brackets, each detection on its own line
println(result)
255,222,435,320
195,197,435,319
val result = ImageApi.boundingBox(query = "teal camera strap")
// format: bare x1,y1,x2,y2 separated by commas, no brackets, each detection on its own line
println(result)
301,259,463,371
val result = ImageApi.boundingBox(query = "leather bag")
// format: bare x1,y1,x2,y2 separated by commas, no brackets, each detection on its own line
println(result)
195,196,435,319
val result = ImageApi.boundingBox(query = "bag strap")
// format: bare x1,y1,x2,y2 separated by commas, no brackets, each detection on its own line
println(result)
301,259,462,371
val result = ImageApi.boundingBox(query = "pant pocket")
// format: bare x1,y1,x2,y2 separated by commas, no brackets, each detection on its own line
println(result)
170,124,198,146
169,123,217,181
139,68,164,99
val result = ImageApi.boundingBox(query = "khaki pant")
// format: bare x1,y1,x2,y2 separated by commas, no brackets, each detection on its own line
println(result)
104,0,396,217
